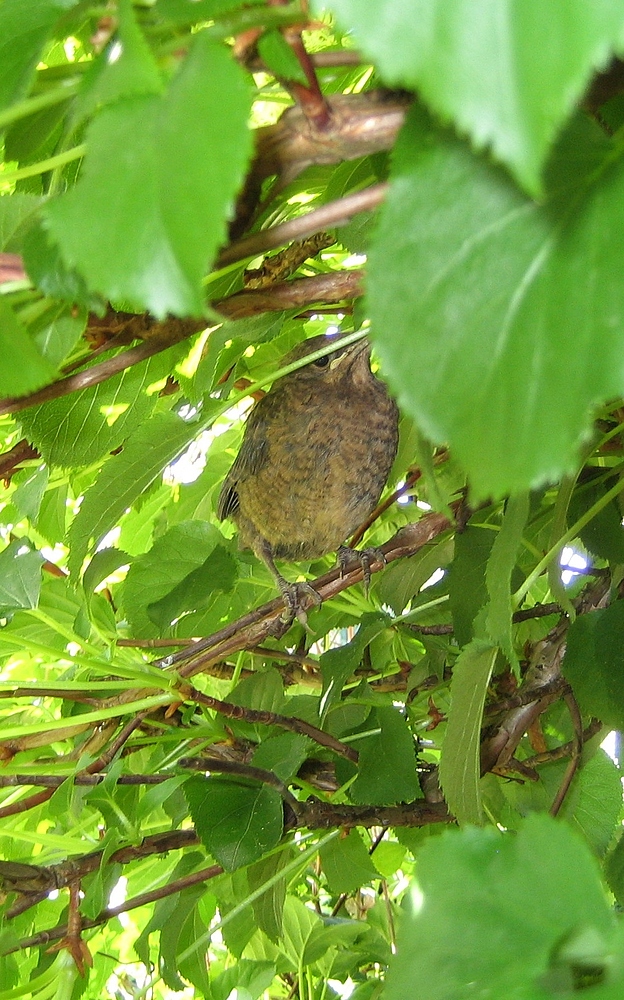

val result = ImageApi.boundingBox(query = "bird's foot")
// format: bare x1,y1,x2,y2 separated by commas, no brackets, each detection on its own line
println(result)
337,545,386,595
273,579,322,634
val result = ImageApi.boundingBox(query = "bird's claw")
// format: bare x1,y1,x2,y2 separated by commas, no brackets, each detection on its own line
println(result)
337,545,386,595
275,580,322,634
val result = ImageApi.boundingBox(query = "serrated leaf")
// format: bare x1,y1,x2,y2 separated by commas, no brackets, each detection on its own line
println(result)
185,775,283,871
45,34,253,317
326,0,624,194
252,733,310,783
439,640,498,825
82,547,131,596
20,346,182,468
13,465,48,523
569,477,624,564
0,298,56,395
258,30,308,85
369,106,624,497
385,815,615,1000
67,410,201,577
350,706,420,806
248,849,293,943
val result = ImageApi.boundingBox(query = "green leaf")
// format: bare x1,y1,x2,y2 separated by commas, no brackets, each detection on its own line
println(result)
562,750,622,858
252,733,310,783
439,640,498,825
45,35,253,317
0,0,76,113
447,526,494,648
485,492,529,668
20,346,182,468
562,600,624,728
155,0,264,24
569,477,624,564
185,775,283,871
326,0,624,194
147,543,236,631
0,193,43,251
0,539,43,612
121,520,227,637
248,849,294,943
320,830,378,894
320,612,389,711
385,814,615,1000
377,536,452,614
210,959,277,1000
82,547,132,596
350,706,420,806
0,297,56,395
257,30,308,85
67,409,201,578
606,833,624,906
76,0,163,122
22,220,104,311
32,305,86,367
13,465,48,523
368,105,624,497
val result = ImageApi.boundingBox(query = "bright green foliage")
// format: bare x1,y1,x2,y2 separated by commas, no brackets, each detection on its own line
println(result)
2,2,624,999
368,106,624,496
386,815,620,1000
325,0,624,194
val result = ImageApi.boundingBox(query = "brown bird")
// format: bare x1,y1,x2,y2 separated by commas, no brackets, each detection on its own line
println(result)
217,333,399,620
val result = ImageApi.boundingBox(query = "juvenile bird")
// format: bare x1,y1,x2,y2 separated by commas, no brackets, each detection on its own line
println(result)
217,334,399,620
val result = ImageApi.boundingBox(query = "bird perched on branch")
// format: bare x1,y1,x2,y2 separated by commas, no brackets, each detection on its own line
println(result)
217,333,399,622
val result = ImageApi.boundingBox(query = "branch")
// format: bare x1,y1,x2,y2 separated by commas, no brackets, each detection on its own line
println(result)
0,317,204,417
218,183,387,268
163,511,451,679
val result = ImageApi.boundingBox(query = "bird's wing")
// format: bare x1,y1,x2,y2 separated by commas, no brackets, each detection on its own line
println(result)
216,410,269,521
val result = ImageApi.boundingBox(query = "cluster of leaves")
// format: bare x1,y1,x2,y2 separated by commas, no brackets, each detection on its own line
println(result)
3,1,624,999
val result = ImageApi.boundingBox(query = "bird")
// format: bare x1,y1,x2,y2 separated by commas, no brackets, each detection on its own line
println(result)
217,333,399,622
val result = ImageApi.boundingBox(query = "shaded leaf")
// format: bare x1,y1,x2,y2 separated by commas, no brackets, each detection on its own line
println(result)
351,706,420,806
185,775,283,871
439,640,498,825
562,600,624,729
320,830,378,894
67,410,202,577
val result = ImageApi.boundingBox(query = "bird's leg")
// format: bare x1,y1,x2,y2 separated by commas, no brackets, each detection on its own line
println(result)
258,541,322,629
337,545,387,595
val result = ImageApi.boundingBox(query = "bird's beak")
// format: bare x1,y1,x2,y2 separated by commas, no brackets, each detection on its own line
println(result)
329,337,370,370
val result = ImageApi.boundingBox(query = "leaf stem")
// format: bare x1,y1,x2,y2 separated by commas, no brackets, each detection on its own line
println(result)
0,82,80,131
513,464,624,606
0,144,86,186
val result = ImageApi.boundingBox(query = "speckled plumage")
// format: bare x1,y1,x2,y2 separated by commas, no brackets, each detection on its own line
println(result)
218,334,399,607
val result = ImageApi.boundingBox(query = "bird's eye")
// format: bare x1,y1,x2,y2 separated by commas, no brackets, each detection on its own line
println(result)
312,355,330,368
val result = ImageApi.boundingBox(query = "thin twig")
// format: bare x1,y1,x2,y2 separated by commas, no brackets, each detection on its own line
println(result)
549,691,584,817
